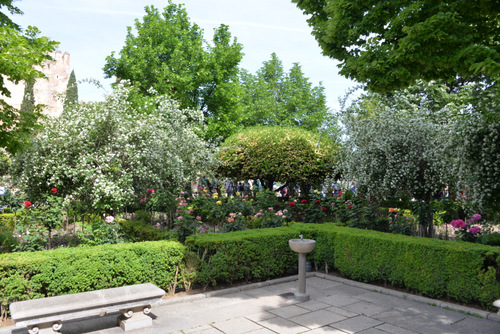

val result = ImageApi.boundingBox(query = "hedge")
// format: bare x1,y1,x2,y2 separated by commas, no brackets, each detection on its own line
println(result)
187,223,500,309
0,240,185,320
185,227,308,287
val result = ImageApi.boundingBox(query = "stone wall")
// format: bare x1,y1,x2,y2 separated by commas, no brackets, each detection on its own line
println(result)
1,50,70,117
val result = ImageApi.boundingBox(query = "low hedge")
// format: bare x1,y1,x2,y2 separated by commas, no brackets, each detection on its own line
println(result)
0,240,185,320
187,223,500,310
185,226,309,287
118,218,173,242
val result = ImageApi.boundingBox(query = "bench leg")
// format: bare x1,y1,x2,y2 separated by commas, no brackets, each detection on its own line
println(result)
27,321,62,334
118,305,153,331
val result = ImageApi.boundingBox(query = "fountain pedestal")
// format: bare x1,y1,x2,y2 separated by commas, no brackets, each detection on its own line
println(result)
289,236,316,302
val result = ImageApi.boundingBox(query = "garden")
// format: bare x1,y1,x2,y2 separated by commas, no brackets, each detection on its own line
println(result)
1,0,500,324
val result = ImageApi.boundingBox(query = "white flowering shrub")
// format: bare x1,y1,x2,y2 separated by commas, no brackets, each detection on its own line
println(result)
11,83,214,213
453,117,500,213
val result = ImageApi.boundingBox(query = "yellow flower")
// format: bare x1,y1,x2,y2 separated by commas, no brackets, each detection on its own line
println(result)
250,199,254,202
314,189,320,194
216,200,222,205
236,191,240,196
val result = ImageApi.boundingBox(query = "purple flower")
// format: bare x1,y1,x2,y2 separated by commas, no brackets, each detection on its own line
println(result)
470,213,482,223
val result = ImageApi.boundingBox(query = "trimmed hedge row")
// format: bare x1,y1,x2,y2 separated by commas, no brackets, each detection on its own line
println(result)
0,241,185,319
187,223,500,309
185,227,306,287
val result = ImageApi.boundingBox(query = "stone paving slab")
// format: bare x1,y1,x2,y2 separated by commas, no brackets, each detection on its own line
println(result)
2,272,500,334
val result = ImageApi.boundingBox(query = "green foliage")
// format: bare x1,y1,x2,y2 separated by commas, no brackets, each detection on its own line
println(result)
218,126,338,189
294,0,500,92
0,240,186,317
240,53,333,135
63,69,78,109
19,80,35,114
0,0,23,29
0,26,58,153
186,227,300,287
78,216,123,246
0,148,10,175
11,82,213,214
103,2,244,144
118,218,172,242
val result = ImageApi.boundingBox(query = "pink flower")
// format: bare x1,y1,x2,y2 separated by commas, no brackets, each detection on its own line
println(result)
468,226,482,235
189,208,194,212
196,216,202,221
470,214,482,223
450,219,466,229
177,216,183,220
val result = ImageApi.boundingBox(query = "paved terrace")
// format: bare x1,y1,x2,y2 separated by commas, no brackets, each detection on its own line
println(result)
2,272,500,334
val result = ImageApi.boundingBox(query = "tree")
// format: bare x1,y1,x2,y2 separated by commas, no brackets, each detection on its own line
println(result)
339,81,482,236
63,69,78,109
240,53,331,134
19,80,35,114
0,0,22,29
217,126,338,191
11,82,214,214
294,0,500,92
103,2,244,144
0,24,59,153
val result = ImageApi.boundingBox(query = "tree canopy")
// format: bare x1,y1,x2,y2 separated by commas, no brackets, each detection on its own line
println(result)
64,69,78,109
240,53,331,134
0,23,59,154
294,0,500,92
217,126,338,190
103,2,244,144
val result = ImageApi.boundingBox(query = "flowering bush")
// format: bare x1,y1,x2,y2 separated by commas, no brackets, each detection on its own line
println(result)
388,208,416,236
11,82,214,214
449,213,483,242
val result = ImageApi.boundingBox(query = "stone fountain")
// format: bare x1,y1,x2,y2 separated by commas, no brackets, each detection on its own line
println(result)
289,235,316,301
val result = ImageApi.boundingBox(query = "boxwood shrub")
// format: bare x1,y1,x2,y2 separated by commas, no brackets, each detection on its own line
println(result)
0,240,185,319
188,223,500,309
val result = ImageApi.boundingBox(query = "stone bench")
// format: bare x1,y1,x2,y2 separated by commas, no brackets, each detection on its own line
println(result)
10,283,165,334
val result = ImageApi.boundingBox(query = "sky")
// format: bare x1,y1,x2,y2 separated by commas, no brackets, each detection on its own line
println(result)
10,0,356,111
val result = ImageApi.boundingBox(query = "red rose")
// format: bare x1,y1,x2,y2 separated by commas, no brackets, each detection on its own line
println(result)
301,199,307,204
289,201,296,207
348,205,353,210
322,206,327,211
275,203,281,207
314,200,320,205
24,201,32,208
51,188,57,194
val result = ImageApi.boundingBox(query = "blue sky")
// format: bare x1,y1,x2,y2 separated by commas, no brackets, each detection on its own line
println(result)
11,0,355,111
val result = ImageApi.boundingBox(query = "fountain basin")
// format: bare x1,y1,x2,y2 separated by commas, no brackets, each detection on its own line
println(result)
289,239,316,253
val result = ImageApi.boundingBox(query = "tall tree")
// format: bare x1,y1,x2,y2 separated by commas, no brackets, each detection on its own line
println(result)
0,23,59,153
0,0,22,29
64,69,78,109
294,0,500,92
103,2,244,144
19,80,35,114
240,53,330,133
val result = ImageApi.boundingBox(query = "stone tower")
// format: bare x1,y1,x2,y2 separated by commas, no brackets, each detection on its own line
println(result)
2,50,70,117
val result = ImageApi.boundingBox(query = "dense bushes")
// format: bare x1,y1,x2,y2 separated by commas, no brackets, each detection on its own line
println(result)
2,223,500,319
0,240,185,320
185,227,303,287
187,223,500,309
118,218,173,242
